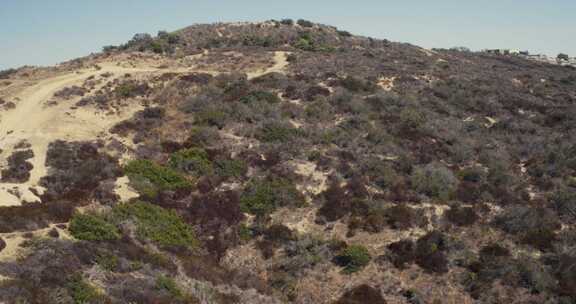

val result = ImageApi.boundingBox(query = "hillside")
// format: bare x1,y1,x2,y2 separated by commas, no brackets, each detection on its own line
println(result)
0,20,575,304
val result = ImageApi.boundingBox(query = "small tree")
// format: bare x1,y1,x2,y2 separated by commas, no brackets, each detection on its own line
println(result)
557,53,570,61
411,163,458,200
334,245,371,273
69,213,120,241
297,19,314,28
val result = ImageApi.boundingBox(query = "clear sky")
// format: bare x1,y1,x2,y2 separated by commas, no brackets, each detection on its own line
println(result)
1,0,575,70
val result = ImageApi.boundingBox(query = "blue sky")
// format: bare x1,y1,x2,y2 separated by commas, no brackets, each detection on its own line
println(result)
1,0,575,69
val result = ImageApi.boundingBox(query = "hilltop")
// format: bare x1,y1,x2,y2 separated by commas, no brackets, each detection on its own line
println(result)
0,20,575,303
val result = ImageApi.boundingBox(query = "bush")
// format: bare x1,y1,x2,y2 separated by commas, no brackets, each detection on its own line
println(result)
339,76,377,93
0,149,34,183
280,235,332,277
243,35,275,47
384,205,423,229
477,244,510,267
183,126,220,148
334,244,371,274
68,274,105,304
114,81,150,99
240,90,281,104
294,34,315,51
335,284,386,304
195,109,229,129
316,182,351,222
399,107,426,132
40,140,122,203
157,30,180,44
257,122,303,143
69,213,120,241
521,228,557,251
411,163,458,200
293,32,335,52
337,30,352,37
459,167,485,183
445,206,479,226
387,239,416,269
415,231,449,273
280,19,294,26
493,205,560,236
297,19,314,27
0,68,17,79
214,158,247,179
240,177,304,216
156,275,186,300
112,202,197,248
124,159,191,197
169,148,213,177
96,252,119,271
549,188,576,219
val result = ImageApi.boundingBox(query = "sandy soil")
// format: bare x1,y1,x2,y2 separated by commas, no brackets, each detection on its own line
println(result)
0,51,290,206
0,223,71,262
246,51,289,79
377,76,396,91
0,64,153,205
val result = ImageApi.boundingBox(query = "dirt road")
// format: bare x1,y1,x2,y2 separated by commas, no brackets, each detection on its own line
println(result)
0,64,156,205
0,51,290,206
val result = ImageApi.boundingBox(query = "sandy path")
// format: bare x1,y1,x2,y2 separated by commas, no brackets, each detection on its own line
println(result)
0,65,157,205
0,223,71,263
0,51,290,206
247,51,289,79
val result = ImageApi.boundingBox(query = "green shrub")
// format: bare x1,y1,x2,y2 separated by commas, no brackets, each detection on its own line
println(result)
115,83,135,98
297,19,314,27
195,109,229,128
114,81,149,99
169,148,213,177
240,90,281,104
124,159,191,197
411,163,458,200
96,252,119,271
69,213,120,241
112,201,197,248
337,30,352,37
257,122,303,143
156,275,184,300
340,76,377,93
549,188,576,218
294,36,315,51
292,32,335,52
335,245,371,273
185,126,220,148
238,224,253,241
399,107,426,131
459,166,485,183
150,41,164,54
67,274,104,304
243,35,275,47
240,177,304,215
445,206,478,226
157,30,180,44
215,158,247,179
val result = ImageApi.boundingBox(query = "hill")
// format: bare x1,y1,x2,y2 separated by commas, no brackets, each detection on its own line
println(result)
0,20,575,303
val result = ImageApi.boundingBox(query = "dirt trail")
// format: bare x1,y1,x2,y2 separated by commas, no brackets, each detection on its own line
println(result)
0,51,290,206
0,64,156,205
247,51,289,79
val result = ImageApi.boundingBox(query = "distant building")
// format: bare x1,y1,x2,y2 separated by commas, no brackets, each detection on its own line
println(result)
483,49,523,56
482,48,575,67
